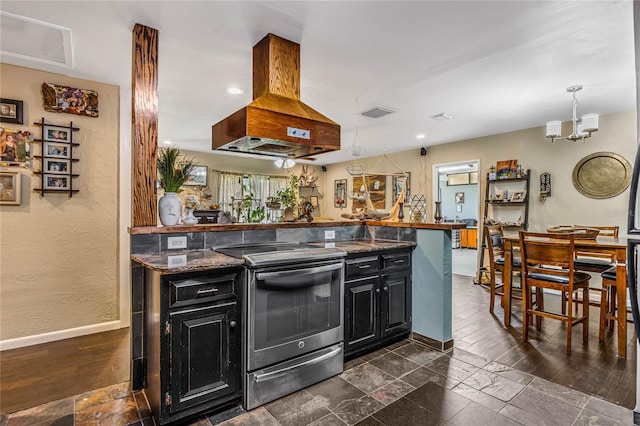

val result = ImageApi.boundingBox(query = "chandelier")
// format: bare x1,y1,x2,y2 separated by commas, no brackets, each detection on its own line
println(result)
545,85,598,142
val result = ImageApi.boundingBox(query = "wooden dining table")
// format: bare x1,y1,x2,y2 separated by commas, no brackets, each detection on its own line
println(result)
502,233,628,357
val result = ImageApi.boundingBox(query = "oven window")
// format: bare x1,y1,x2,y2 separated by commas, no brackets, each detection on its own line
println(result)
253,265,341,350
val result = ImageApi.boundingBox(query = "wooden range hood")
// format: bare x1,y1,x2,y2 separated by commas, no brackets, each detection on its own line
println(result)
212,33,341,159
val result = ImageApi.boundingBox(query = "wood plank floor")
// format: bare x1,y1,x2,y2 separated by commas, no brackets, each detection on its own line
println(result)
0,327,130,414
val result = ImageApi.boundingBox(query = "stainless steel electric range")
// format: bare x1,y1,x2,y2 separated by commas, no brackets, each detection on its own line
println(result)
214,242,346,410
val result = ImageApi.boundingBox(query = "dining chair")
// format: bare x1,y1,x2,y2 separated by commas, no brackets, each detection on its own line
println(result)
572,225,619,272
601,266,633,337
484,224,522,314
570,225,619,340
519,231,592,355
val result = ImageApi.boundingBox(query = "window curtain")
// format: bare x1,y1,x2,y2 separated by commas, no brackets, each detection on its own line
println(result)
218,173,244,211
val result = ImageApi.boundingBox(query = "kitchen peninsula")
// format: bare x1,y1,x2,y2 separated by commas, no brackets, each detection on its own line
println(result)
130,220,464,424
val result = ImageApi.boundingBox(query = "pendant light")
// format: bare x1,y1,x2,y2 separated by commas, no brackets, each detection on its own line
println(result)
546,85,599,142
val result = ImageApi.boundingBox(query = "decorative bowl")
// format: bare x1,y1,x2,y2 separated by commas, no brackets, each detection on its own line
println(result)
546,226,600,239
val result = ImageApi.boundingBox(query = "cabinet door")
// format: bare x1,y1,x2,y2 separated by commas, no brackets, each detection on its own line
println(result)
380,270,411,339
344,276,380,355
467,229,478,249
168,301,239,414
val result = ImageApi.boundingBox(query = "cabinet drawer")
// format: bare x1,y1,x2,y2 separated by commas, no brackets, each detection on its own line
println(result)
381,252,411,271
169,272,237,307
346,256,379,278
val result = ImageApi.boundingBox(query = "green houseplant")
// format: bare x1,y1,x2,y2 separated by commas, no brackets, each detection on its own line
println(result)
157,147,198,226
157,147,197,193
275,175,299,220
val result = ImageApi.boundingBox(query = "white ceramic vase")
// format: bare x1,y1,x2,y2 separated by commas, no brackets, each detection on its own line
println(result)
182,208,198,225
159,192,181,226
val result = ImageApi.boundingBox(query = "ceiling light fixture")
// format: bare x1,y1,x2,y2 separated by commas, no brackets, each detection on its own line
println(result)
226,87,244,95
162,140,172,145
274,158,295,169
416,134,426,140
546,85,598,142
349,96,365,157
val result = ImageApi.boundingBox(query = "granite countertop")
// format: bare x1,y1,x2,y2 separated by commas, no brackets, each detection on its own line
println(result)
132,240,416,273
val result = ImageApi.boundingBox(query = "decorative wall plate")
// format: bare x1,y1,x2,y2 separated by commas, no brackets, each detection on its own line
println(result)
572,152,632,199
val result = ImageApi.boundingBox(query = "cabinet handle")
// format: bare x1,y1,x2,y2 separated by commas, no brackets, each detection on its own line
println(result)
196,288,218,296
383,286,388,291
357,264,371,269
393,259,405,264
230,321,237,328
376,288,380,293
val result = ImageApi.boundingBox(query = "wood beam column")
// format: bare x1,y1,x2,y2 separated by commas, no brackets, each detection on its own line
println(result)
131,23,159,226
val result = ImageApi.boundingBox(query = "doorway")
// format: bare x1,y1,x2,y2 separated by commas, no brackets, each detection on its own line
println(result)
434,160,480,277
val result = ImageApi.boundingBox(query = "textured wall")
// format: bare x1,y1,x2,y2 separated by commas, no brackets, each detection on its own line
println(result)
321,110,637,234
0,64,120,340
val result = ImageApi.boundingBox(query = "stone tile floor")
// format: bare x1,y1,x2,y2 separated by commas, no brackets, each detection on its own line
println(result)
0,339,633,425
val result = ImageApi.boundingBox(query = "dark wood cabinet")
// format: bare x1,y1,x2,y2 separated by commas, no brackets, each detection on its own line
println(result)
344,249,412,358
144,268,243,425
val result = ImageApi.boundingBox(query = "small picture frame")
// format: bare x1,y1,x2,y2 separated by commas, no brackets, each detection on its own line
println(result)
43,125,71,143
44,174,70,190
44,158,70,174
0,170,21,205
456,204,462,213
43,141,70,159
510,190,527,202
455,192,464,204
184,165,208,186
0,99,24,125
310,195,319,208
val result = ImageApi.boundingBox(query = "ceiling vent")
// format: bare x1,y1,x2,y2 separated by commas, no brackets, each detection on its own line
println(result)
430,112,455,121
361,106,395,119
0,11,73,68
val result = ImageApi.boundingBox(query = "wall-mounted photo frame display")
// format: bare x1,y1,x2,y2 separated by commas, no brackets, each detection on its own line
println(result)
43,125,71,143
44,174,70,190
310,195,319,208
43,141,70,159
455,192,464,204
44,158,70,174
0,99,24,125
184,165,208,186
0,170,21,205
447,172,470,186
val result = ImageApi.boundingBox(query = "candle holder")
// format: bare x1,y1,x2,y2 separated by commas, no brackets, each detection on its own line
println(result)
434,201,442,222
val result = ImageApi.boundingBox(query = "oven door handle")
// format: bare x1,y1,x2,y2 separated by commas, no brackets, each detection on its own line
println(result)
256,262,343,283
253,346,342,383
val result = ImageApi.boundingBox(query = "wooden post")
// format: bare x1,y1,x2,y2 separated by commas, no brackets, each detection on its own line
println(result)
131,23,159,226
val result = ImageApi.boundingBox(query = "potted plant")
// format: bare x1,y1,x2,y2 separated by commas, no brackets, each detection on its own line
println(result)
157,147,198,226
275,175,299,221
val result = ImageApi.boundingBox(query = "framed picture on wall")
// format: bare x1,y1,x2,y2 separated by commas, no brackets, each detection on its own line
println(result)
0,170,21,205
44,174,70,190
0,99,23,124
43,125,71,143
43,141,70,159
44,158,70,174
184,165,208,186
455,192,464,204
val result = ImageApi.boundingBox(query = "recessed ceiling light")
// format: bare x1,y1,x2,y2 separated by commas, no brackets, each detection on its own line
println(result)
416,134,426,139
430,113,455,121
163,140,171,145
227,87,244,95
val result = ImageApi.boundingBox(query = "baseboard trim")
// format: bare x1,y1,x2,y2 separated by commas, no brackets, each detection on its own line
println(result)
411,332,454,352
0,320,125,351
